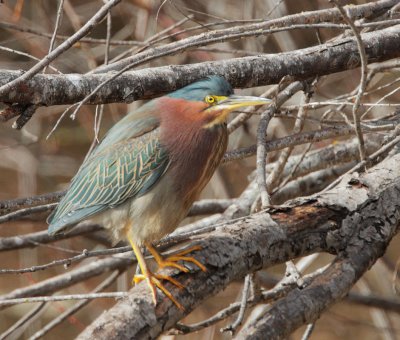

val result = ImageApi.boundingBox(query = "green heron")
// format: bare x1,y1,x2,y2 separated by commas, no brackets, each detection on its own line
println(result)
48,76,270,310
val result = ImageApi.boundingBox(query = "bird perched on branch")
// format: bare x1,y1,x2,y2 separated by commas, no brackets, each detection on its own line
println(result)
47,76,270,310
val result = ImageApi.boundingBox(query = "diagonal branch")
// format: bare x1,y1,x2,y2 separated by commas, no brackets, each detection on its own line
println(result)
77,152,400,339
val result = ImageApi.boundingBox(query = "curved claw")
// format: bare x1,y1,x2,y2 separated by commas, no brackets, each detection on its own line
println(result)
133,273,185,310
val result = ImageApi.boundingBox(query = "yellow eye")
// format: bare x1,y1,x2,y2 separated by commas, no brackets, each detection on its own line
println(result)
205,95,215,104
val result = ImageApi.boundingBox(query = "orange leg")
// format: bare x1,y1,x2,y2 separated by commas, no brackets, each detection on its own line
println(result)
145,242,207,273
127,233,185,310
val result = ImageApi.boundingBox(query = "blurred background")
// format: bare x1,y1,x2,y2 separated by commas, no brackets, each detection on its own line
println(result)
0,0,400,339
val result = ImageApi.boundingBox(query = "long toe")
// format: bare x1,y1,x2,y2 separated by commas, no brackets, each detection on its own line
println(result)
165,255,207,272
158,259,189,273
162,245,206,272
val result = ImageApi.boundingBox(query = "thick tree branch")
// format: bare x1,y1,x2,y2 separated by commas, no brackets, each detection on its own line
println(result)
77,152,400,339
94,0,398,74
0,25,399,107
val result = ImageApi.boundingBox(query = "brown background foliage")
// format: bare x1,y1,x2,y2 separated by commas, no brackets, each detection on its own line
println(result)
0,0,400,339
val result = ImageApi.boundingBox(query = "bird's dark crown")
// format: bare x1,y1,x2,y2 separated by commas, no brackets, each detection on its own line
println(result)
168,76,233,102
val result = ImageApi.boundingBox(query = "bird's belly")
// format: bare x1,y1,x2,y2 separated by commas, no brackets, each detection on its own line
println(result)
128,189,186,244
92,176,186,245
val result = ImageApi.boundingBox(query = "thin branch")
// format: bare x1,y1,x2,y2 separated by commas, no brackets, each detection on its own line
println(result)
223,122,395,164
29,270,121,340
323,126,400,191
256,104,275,207
273,142,313,194
0,197,233,225
0,203,56,223
0,0,122,97
301,323,316,340
0,45,61,73
266,86,312,193
0,223,103,252
331,0,368,162
221,274,253,334
0,21,144,46
273,164,353,204
0,302,46,340
0,247,130,274
284,101,400,112
0,292,128,307
0,191,64,215
346,292,400,314
254,80,304,208
43,0,64,74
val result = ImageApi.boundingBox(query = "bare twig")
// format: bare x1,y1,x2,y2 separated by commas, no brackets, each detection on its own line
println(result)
0,21,144,46
0,247,130,274
223,122,395,164
0,203,56,223
0,197,233,225
301,323,316,340
331,0,368,162
254,79,303,208
266,87,312,193
0,302,46,340
0,0,122,97
29,270,121,340
43,0,64,74
323,126,400,191
256,104,275,207
285,260,305,288
0,292,128,307
0,45,61,73
171,266,329,336
221,274,253,334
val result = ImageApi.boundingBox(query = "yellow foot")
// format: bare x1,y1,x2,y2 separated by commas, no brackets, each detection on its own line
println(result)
161,245,207,272
133,272,185,310
147,244,207,273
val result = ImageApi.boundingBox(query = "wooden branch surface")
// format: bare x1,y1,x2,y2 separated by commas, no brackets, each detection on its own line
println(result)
0,25,400,106
77,153,400,339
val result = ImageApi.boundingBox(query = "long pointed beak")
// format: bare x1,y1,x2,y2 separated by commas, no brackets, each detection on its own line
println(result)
217,95,271,112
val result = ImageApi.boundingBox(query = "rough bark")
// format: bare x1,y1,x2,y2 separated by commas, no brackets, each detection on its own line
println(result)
0,25,400,107
77,153,400,340
94,0,397,74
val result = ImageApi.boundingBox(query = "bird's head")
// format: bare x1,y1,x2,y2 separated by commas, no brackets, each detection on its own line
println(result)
165,76,271,128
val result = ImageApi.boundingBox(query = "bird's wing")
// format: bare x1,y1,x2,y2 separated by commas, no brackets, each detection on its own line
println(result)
47,128,169,234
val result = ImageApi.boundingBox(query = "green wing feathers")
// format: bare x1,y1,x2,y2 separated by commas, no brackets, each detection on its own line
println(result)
48,129,169,234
